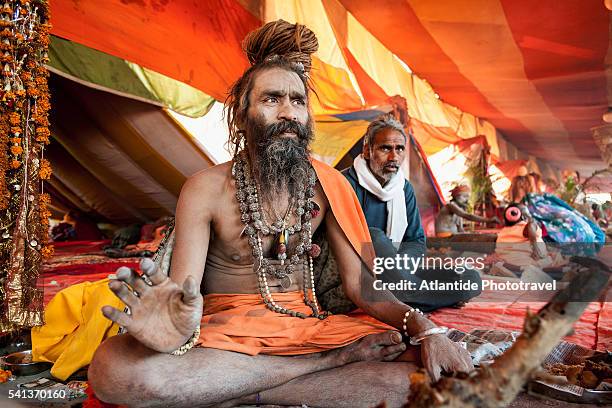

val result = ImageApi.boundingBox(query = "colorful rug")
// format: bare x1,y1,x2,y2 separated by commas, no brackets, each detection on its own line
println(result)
430,285,608,350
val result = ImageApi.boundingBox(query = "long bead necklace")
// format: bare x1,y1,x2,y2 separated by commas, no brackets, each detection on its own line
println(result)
232,152,327,319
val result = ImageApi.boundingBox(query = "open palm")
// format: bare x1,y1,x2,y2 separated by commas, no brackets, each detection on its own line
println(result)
102,258,203,353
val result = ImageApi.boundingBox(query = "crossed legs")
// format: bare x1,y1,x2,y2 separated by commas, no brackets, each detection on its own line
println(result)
89,331,415,407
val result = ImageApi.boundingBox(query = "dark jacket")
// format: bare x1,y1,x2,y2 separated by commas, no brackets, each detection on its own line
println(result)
342,166,426,247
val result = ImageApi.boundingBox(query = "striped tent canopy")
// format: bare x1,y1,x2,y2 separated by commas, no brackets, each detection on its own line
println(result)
47,0,611,193
340,0,611,175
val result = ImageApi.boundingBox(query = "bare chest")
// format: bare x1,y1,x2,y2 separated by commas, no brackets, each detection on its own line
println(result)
207,182,327,266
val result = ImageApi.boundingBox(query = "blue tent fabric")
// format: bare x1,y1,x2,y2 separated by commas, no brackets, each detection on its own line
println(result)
332,109,386,122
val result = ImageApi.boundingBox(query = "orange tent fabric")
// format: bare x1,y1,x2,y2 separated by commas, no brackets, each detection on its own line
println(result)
50,0,367,115
495,160,529,181
49,0,500,152
50,0,609,174
50,0,256,102
340,0,609,173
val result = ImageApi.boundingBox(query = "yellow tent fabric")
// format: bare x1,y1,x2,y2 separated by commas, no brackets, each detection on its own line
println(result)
262,0,500,157
312,117,370,166
31,279,123,380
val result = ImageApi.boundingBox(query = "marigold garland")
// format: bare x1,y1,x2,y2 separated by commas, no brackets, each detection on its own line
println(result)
38,192,51,259
0,1,51,331
40,244,53,258
0,113,8,209
9,145,22,155
38,158,51,179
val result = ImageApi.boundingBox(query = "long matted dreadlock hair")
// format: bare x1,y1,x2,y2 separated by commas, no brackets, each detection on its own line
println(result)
224,19,319,157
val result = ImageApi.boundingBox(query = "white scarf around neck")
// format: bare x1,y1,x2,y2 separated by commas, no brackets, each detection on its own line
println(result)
353,154,407,242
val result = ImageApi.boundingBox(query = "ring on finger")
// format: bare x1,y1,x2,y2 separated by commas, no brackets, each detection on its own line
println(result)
141,274,153,286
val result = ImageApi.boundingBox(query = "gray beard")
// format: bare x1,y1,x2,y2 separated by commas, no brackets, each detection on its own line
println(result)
244,114,314,200
256,137,311,199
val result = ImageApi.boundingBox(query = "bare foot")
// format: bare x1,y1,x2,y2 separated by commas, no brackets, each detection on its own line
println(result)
330,330,406,365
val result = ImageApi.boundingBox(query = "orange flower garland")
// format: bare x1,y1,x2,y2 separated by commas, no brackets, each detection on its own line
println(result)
40,244,53,259
0,1,51,330
38,158,51,179
38,193,52,259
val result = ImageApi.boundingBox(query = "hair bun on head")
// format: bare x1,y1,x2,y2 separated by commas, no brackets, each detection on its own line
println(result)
243,19,319,73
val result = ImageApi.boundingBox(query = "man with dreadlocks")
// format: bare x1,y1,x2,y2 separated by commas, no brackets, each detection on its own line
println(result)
89,20,472,407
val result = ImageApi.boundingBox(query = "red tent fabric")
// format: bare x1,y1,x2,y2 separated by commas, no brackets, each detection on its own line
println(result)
50,0,610,175
50,0,256,102
340,0,609,174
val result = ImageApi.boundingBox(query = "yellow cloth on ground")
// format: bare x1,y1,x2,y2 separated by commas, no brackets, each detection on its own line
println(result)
31,279,123,380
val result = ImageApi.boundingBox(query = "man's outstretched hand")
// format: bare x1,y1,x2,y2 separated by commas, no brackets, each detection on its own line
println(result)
102,258,204,353
420,334,473,382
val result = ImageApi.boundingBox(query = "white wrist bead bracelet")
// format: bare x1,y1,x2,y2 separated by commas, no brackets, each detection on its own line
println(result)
402,307,423,337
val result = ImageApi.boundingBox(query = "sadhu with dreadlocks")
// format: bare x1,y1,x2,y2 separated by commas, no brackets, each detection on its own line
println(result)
89,20,472,407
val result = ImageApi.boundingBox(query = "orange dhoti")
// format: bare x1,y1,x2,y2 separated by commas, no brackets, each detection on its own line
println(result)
197,292,393,356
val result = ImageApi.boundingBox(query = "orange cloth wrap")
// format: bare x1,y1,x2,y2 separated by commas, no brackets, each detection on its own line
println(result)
197,159,388,356
198,292,392,355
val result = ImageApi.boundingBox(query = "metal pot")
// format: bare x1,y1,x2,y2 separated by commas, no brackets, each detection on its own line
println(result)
0,350,52,376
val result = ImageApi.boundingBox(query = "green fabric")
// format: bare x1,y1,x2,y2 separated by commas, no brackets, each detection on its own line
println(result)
48,36,215,118
128,62,215,118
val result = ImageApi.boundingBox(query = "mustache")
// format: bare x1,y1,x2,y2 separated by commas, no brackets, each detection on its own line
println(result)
258,120,311,145
383,162,400,170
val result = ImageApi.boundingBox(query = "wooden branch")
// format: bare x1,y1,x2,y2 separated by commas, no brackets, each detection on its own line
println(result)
405,256,611,408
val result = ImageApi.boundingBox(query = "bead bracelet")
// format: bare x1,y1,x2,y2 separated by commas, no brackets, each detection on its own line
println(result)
171,326,201,356
401,307,423,337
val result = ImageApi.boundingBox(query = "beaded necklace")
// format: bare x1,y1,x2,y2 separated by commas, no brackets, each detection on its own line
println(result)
232,152,327,319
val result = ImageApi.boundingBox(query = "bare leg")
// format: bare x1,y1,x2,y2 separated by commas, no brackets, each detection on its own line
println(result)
88,330,406,407
225,361,417,408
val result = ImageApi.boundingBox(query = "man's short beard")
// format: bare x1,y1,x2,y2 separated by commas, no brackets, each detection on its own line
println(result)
245,114,314,199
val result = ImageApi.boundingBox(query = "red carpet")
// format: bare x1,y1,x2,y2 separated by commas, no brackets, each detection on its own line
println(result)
430,288,607,350
39,241,139,306
39,242,611,351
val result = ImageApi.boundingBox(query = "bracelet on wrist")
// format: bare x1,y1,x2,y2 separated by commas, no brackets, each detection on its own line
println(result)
401,307,423,338
409,326,448,345
171,326,201,356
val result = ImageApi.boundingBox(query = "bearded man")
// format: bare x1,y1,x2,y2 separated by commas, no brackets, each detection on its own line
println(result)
510,165,534,202
88,20,472,408
343,116,481,312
